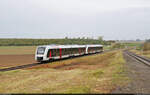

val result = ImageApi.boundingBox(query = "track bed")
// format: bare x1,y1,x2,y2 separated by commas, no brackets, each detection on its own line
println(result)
112,51,150,93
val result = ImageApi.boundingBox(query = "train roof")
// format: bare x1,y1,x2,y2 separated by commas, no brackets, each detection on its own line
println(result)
86,44,103,47
37,44,103,49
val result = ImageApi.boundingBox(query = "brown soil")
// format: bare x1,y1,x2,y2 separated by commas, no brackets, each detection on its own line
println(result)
0,51,114,71
0,54,36,68
0,54,107,70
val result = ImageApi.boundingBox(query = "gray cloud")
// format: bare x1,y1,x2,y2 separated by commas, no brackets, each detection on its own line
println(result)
0,0,150,40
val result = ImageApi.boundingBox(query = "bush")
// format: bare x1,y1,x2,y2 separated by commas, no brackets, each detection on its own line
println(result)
143,42,150,51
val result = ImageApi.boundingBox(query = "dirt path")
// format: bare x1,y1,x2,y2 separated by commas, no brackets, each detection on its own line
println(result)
112,52,150,93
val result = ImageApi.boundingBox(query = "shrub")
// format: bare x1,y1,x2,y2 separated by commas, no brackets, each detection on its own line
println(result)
143,42,150,51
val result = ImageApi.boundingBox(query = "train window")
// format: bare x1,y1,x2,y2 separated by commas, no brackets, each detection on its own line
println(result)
74,48,75,54
54,49,56,56
65,48,68,55
55,49,59,56
76,48,78,53
68,48,71,55
70,48,72,54
76,48,79,53
63,49,65,55
37,47,45,54
68,48,70,54
63,48,69,55
57,49,60,56
64,48,67,55
65,48,67,55
74,48,77,54
72,48,74,54
64,48,66,55
51,49,58,57
73,48,75,54
51,49,54,56
47,49,57,57
61,49,64,56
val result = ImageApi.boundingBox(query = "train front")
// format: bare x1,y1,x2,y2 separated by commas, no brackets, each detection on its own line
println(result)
35,46,48,62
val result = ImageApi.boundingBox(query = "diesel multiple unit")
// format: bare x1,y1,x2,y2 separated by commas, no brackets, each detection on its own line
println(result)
35,44,103,62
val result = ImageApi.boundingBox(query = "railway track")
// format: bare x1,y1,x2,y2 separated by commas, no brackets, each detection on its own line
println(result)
124,50,150,67
0,50,113,72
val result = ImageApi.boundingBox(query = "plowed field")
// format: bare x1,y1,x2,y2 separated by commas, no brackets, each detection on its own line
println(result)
0,54,36,68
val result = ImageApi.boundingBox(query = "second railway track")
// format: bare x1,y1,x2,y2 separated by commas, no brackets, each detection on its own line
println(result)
124,50,150,67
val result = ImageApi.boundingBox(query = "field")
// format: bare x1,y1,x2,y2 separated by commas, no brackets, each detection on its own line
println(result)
0,46,36,55
129,42,150,58
0,46,129,93
0,46,36,68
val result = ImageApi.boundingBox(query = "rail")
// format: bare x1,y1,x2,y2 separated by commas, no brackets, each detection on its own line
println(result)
124,50,150,67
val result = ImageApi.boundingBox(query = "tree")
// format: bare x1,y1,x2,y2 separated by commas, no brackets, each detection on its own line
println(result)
98,36,104,44
146,39,150,42
65,36,68,39
98,36,103,41
82,37,85,39
136,39,141,41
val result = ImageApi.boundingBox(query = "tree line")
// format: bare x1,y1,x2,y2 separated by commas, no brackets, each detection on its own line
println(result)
0,38,111,46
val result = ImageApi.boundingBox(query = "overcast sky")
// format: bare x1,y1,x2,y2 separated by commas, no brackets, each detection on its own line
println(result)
0,0,150,40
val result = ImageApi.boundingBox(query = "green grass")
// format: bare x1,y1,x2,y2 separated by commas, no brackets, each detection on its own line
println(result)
103,45,111,50
0,46,36,55
123,42,142,47
110,53,129,85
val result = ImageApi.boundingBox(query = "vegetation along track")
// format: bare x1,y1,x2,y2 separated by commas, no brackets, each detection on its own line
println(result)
124,50,150,67
0,50,113,72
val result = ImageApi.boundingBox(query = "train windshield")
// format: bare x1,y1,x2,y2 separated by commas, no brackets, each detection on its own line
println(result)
37,47,46,54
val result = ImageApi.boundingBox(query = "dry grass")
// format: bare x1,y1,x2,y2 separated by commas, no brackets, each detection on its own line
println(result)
143,42,150,51
0,46,36,55
131,42,150,58
130,49,150,58
27,51,115,70
0,50,129,93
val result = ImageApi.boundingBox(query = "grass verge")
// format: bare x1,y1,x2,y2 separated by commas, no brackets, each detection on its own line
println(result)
0,50,129,93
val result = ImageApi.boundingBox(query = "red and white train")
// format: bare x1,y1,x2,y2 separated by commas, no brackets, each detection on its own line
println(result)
35,44,103,62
